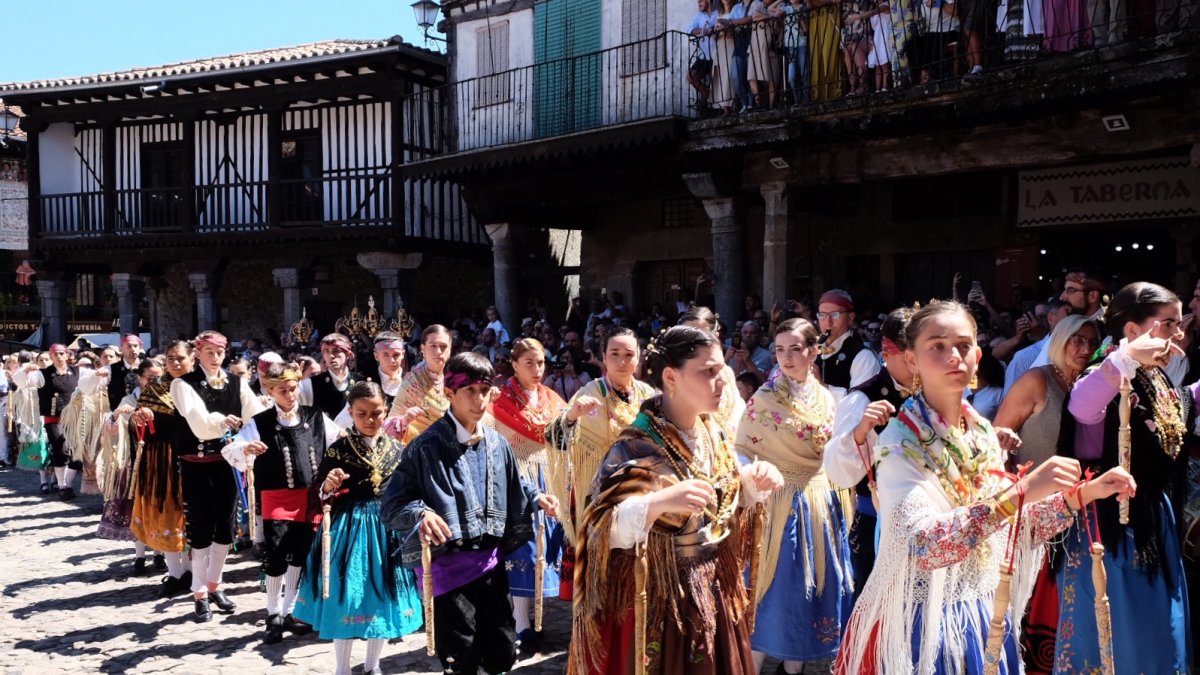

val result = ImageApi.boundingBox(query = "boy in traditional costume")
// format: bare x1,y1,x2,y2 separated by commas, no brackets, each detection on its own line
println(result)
382,351,557,675
300,333,362,419
223,361,343,644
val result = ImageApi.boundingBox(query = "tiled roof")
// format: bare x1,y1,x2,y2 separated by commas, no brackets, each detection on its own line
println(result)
0,37,436,95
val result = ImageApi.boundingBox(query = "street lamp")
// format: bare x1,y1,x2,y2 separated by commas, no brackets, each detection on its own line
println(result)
411,0,446,45
0,103,18,148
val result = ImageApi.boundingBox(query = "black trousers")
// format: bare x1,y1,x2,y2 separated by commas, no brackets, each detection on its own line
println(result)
434,564,517,675
45,423,81,470
849,510,877,602
262,519,314,577
179,459,239,549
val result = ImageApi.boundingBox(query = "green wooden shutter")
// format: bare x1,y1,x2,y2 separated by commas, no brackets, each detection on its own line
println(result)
534,0,601,137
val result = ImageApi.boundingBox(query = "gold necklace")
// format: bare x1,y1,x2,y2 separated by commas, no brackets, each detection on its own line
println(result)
648,414,737,525
1137,368,1186,460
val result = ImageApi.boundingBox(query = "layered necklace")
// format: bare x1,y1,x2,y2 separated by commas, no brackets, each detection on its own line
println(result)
1136,368,1187,460
344,433,398,496
895,396,998,507
773,374,832,447
646,406,738,531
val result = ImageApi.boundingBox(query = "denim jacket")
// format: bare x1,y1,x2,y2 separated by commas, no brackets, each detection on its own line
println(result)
381,413,541,567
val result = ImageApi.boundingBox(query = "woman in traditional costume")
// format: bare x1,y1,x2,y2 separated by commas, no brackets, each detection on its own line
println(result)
569,325,783,675
548,327,655,587
488,337,569,648
130,341,194,597
737,318,852,673
836,300,1135,675
12,351,50,487
389,325,453,443
1053,282,1196,674
678,306,746,439
96,359,161,573
294,381,422,675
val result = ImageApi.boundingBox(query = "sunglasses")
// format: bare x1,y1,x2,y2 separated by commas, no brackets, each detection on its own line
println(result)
1068,334,1101,351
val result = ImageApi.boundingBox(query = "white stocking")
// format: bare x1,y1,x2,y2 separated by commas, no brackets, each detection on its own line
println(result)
62,466,78,489
512,595,532,634
333,639,354,675
282,565,303,615
364,639,385,672
134,541,146,558
190,547,211,594
265,575,283,616
206,542,230,587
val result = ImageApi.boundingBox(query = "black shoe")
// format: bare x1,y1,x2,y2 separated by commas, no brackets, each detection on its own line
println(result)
153,554,166,572
252,542,267,560
59,487,76,501
516,628,542,655
180,570,193,593
193,598,213,623
210,590,236,613
133,557,147,575
158,575,183,598
263,614,285,644
39,482,50,495
283,614,312,635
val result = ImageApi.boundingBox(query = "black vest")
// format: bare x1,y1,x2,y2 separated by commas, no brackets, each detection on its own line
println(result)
176,368,243,457
251,406,326,491
38,366,79,417
820,335,868,391
107,360,138,411
309,371,361,419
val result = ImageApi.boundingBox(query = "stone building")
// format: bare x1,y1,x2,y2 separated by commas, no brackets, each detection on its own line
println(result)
2,38,492,347
406,0,1200,325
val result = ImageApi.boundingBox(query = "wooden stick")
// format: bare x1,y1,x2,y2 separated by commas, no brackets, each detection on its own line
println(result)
127,428,147,500
983,571,1012,675
745,501,766,633
1091,542,1116,675
246,465,256,542
534,516,546,632
634,541,648,675
423,537,436,657
1117,377,1132,525
321,503,332,599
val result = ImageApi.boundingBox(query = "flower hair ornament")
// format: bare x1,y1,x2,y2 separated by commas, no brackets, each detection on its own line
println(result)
643,329,668,377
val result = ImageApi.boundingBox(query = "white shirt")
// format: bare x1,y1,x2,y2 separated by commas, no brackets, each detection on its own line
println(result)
486,320,511,345
222,405,343,471
448,410,484,444
687,9,720,59
820,332,882,404
170,368,267,441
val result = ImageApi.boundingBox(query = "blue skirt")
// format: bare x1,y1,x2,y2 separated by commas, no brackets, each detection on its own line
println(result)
507,465,563,598
1054,494,1192,674
751,489,854,661
293,499,423,640
912,601,1020,675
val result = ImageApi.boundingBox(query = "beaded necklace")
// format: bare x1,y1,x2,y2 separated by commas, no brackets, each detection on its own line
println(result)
1136,367,1186,460
646,409,738,529
895,396,998,507
773,374,832,447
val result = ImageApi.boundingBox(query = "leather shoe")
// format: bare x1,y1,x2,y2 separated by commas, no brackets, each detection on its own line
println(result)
158,575,185,599
59,487,76,501
283,614,313,635
194,598,213,623
210,590,236,613
263,614,284,644
133,557,147,575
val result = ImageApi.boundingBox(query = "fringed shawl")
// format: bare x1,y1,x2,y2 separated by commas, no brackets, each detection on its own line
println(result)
489,378,566,487
12,385,42,443
547,377,655,543
389,363,449,443
61,388,107,465
570,409,751,675
837,397,1054,675
97,404,134,501
735,374,848,607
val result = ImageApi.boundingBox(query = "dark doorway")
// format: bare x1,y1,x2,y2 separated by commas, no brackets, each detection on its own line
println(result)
141,141,187,229
280,131,323,224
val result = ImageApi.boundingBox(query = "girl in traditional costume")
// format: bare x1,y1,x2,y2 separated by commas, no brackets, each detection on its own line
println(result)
223,361,343,645
96,359,161,573
836,300,1136,675
130,341,194,597
737,317,853,673
548,327,656,593
389,325,453,443
569,325,784,675
12,351,50,487
488,337,569,648
1053,281,1196,674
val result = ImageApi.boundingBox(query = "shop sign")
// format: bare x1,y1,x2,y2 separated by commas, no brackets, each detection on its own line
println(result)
1018,157,1200,227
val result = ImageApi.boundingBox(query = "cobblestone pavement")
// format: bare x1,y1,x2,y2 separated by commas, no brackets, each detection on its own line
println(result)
0,466,570,674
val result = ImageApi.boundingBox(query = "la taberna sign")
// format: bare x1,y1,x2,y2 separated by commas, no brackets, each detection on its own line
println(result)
1017,157,1200,227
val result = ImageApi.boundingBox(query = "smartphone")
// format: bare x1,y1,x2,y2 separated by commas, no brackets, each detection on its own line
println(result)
971,280,983,294
732,334,743,349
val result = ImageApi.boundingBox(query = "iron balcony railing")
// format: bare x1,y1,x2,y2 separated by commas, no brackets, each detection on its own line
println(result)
403,31,700,161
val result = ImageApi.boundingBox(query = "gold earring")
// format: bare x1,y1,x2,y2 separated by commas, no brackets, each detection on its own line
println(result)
911,371,922,393
969,374,979,389
666,382,677,399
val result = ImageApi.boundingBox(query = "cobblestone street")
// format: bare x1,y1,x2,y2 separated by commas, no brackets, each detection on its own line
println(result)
0,466,570,674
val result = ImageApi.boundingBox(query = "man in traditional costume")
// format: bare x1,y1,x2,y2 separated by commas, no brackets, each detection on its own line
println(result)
815,289,880,403
171,331,266,622
300,333,362,419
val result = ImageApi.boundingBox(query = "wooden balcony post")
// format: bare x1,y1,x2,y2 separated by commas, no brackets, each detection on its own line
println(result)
267,108,282,229
25,119,42,239
181,115,197,232
102,122,117,233
390,95,406,237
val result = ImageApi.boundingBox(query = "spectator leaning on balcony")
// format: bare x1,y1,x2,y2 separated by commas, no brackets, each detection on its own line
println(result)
1088,0,1126,46
958,0,989,79
688,0,721,113
746,0,780,109
808,0,844,100
841,0,877,95
867,0,898,90
915,0,961,82
769,0,811,104
718,0,757,109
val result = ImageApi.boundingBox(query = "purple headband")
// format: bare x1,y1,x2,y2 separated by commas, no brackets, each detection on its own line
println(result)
445,372,492,391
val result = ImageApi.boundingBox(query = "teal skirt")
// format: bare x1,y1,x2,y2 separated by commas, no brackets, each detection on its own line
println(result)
293,499,423,639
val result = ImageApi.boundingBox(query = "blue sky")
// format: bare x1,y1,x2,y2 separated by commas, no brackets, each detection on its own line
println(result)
2,0,436,85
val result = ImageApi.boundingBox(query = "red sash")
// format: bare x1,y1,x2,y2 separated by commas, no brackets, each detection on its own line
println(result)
261,487,316,524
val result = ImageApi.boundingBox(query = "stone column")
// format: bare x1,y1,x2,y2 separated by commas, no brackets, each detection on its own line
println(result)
36,277,71,348
145,276,161,347
684,172,744,326
484,224,519,334
188,272,219,332
272,267,303,333
110,273,143,336
355,253,424,318
760,182,790,306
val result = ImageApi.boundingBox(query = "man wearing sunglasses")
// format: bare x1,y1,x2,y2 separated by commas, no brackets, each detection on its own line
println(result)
816,289,880,403
1002,299,1072,399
